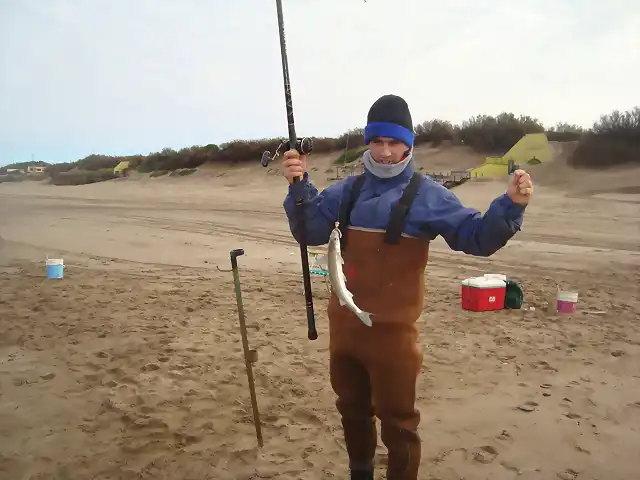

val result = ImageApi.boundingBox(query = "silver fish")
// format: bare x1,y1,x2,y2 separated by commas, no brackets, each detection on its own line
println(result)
328,222,373,327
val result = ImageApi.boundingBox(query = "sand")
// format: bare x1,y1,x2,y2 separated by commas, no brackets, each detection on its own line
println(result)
1,147,640,480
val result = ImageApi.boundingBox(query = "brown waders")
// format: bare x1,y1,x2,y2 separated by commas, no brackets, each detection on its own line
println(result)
329,173,429,480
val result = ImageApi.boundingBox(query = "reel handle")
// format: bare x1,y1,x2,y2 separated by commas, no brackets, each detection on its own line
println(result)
260,137,313,167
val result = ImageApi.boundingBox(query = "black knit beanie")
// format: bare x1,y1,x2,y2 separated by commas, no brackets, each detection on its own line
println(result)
364,94,414,147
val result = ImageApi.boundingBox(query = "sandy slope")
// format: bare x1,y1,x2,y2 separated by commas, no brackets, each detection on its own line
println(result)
528,142,640,198
1,148,640,480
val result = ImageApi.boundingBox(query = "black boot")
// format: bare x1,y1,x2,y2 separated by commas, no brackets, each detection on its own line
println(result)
350,470,374,480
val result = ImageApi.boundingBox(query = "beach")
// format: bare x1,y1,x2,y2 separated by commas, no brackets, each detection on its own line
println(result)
1,148,639,479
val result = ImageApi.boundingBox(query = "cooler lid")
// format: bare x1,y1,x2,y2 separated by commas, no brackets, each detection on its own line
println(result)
467,276,506,288
484,273,507,281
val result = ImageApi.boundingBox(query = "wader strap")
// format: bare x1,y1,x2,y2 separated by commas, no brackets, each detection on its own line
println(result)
384,172,422,245
338,174,366,251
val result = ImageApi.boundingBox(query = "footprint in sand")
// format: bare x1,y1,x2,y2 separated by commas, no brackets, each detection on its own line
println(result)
517,401,539,412
291,406,323,425
574,444,591,455
141,363,160,372
557,468,579,480
471,445,499,464
541,383,553,397
560,397,573,408
495,430,514,445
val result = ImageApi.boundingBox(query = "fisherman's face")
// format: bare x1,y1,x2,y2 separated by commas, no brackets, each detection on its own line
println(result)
369,137,410,164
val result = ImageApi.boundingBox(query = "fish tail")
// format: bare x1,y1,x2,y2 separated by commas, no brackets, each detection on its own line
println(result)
357,311,373,327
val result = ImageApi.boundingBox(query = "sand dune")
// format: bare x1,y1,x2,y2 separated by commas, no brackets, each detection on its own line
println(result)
529,141,640,198
1,151,640,479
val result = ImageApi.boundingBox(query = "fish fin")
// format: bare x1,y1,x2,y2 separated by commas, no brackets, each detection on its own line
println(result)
357,311,373,327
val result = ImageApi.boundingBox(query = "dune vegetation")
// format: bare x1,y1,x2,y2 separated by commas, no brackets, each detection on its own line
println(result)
1,107,637,186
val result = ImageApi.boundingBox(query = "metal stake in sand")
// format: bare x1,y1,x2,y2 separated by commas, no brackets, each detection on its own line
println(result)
228,248,263,448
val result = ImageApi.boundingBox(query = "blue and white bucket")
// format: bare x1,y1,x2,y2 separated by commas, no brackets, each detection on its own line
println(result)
46,258,64,279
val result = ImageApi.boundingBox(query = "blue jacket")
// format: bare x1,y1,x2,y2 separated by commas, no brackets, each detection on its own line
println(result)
283,162,525,257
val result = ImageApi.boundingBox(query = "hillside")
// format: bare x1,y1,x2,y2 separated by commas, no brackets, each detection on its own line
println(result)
2,106,636,189
526,141,640,197
0,161,50,173
105,143,485,193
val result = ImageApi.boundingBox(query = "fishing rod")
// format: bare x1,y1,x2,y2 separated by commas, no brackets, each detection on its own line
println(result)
263,0,317,341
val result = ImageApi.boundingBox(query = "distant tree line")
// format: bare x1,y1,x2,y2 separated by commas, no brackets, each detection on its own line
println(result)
568,107,639,168
1,106,637,185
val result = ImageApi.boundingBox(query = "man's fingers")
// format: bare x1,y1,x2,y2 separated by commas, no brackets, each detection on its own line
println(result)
518,174,531,183
513,170,532,190
282,158,302,168
519,187,533,196
283,149,307,184
285,166,304,177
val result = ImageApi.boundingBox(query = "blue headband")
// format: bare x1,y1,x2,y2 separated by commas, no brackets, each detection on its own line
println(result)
364,121,415,147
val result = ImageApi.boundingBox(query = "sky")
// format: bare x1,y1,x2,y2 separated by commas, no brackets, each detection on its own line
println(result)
1,0,639,166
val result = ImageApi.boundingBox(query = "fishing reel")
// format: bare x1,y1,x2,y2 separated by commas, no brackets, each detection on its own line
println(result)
260,137,314,167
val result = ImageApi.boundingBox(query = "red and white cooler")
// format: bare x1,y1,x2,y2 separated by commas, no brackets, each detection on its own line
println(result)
461,276,507,312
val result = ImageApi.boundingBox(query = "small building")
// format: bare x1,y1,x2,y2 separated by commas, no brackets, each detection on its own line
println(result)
27,165,46,174
470,133,552,178
113,161,131,177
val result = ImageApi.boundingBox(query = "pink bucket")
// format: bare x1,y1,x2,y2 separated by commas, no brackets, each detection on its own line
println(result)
557,291,578,314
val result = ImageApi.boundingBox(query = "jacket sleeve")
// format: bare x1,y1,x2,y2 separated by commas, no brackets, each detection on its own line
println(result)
283,172,345,246
420,181,525,257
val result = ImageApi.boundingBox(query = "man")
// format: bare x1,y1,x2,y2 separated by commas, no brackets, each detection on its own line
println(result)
282,94,533,480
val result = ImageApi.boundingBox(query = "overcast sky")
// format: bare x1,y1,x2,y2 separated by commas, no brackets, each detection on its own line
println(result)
1,0,638,166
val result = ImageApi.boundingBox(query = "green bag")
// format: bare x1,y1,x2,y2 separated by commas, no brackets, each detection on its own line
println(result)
504,280,524,309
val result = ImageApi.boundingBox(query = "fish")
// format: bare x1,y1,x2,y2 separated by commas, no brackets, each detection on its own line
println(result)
327,222,373,327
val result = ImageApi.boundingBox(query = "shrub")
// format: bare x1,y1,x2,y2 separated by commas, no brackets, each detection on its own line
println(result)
459,113,545,153
546,122,585,142
50,168,116,186
335,146,367,165
569,107,639,168
73,154,121,171
0,174,26,183
26,173,48,181
414,119,459,146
